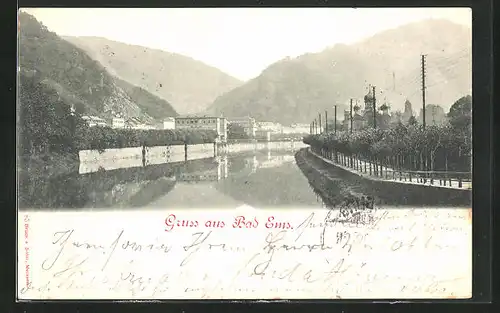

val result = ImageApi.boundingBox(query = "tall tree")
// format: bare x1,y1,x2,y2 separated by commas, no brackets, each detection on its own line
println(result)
19,72,81,156
448,95,472,130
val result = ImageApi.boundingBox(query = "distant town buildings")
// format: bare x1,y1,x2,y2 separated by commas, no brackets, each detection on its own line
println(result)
352,113,365,131
257,121,283,134
175,116,228,142
81,115,107,127
122,117,156,130
133,124,156,130
339,89,412,132
163,117,176,130
283,123,310,134
228,117,257,137
112,117,125,129
290,123,309,130
379,109,391,129
402,99,414,123
419,104,447,126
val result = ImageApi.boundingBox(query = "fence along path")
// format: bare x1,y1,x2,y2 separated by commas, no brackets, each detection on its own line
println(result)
309,147,472,190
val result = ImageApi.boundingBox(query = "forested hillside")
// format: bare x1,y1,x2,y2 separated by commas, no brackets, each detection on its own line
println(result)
65,36,243,114
18,12,177,122
208,19,472,125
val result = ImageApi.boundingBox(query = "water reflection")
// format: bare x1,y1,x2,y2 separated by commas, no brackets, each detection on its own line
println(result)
18,145,467,210
176,156,227,183
18,148,312,210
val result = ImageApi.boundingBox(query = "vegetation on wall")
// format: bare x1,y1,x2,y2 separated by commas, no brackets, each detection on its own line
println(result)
79,127,217,152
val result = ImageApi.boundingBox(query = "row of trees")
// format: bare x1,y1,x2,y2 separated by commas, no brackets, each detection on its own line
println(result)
303,96,472,173
19,73,217,158
77,127,217,152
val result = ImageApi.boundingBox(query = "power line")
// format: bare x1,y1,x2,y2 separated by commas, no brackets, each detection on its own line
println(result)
421,54,427,130
426,48,471,62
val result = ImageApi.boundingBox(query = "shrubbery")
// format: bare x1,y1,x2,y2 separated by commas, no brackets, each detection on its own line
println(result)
304,124,471,173
303,96,472,173
76,127,217,151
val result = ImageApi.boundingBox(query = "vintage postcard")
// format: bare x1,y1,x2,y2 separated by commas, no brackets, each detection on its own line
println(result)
17,7,472,300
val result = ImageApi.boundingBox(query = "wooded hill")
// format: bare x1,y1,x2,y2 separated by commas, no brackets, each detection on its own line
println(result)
207,19,472,125
18,12,178,122
64,36,243,115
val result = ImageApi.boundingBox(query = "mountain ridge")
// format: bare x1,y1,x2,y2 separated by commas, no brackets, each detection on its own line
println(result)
19,12,178,122
63,36,243,115
207,18,472,125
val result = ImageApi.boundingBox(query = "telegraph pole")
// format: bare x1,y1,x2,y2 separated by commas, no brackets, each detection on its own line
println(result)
372,86,377,129
421,54,427,130
325,110,328,133
318,113,322,134
334,105,337,134
350,98,353,133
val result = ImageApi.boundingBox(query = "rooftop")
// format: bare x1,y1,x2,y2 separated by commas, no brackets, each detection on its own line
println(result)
176,115,225,119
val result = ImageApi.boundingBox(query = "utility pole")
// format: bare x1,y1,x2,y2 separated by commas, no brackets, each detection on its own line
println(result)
421,54,427,130
372,86,377,129
393,72,396,91
350,98,353,133
310,122,312,134
325,110,328,133
319,113,322,134
334,105,337,134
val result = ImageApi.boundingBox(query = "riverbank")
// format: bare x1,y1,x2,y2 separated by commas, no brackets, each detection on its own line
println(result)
17,153,80,179
297,148,471,206
18,140,307,180
309,147,471,190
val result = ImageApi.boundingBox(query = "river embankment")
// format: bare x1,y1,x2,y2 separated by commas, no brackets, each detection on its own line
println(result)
295,148,471,206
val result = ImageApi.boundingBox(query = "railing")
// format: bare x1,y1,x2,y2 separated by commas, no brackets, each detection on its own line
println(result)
310,146,472,190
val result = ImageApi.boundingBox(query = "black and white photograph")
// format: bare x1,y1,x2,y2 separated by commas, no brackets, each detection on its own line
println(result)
17,7,473,300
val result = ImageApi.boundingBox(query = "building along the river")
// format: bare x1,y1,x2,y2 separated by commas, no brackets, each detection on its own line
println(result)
163,117,176,130
228,117,257,137
257,121,283,134
175,116,228,143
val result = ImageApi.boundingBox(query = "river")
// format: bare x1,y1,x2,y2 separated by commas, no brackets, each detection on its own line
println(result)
18,145,329,210
17,143,468,210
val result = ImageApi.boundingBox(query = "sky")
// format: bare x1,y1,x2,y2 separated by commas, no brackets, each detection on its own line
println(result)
20,7,471,81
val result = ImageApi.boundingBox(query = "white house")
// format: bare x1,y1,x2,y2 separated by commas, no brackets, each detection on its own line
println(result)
257,121,283,134
163,117,176,130
175,116,228,142
112,117,125,129
82,115,108,127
